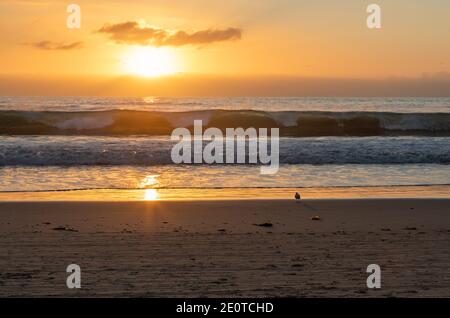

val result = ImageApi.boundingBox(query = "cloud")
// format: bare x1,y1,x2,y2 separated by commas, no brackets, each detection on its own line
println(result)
30,41,83,50
96,21,242,46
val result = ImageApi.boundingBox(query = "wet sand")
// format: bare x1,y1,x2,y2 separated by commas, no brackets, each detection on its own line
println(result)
0,199,449,297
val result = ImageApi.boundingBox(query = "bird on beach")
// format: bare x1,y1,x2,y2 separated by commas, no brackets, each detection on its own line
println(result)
294,191,318,212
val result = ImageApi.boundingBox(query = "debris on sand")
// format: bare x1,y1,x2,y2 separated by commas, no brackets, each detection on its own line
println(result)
52,226,78,232
403,227,417,231
253,223,273,228
218,229,226,232
310,216,321,221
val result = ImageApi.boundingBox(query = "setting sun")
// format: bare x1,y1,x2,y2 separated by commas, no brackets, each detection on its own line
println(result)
122,47,177,77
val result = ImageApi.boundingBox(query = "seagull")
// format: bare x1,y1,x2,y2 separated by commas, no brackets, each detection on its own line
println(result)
295,192,301,201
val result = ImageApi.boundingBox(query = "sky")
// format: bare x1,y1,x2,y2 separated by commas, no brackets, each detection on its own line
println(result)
0,0,449,96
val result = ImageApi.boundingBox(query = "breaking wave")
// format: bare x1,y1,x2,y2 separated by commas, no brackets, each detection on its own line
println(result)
1,110,450,136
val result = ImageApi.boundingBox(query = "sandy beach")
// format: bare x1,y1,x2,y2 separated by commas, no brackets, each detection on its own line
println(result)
1,0,450,303
1,199,449,297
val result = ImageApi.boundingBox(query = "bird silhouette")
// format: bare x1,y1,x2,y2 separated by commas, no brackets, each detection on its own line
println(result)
295,192,301,201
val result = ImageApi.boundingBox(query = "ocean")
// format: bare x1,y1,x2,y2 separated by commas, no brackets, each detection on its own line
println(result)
0,97,449,197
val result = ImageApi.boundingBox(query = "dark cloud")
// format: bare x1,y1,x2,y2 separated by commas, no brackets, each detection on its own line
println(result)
96,21,242,46
31,41,83,50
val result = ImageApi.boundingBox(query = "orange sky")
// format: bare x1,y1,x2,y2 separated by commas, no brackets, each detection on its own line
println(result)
0,0,449,96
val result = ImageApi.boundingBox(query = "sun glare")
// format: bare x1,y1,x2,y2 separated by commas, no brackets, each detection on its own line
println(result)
123,47,177,77
144,189,159,200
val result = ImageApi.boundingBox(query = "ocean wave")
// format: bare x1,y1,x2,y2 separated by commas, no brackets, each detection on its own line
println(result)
0,136,449,165
1,110,450,136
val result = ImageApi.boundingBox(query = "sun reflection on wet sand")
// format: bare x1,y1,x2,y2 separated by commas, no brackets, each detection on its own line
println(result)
1,186,450,201
140,175,159,188
140,175,160,200
144,189,159,200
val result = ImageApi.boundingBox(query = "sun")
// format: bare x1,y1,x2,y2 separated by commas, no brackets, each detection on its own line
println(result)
122,46,177,77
